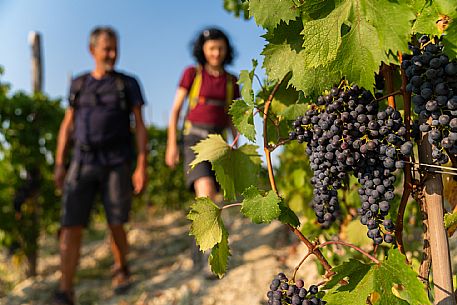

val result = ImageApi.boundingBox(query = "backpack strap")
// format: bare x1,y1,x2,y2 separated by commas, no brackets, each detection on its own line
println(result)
68,73,90,108
112,71,131,112
187,66,203,111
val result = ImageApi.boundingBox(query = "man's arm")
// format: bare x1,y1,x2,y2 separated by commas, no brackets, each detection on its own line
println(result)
131,105,148,194
54,108,74,190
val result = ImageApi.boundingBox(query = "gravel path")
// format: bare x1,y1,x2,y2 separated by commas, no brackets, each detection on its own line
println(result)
1,209,319,305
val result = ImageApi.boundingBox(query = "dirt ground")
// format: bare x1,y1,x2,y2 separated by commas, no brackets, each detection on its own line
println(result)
0,208,321,305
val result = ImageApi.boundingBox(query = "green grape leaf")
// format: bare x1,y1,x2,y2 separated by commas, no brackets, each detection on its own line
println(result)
324,251,430,305
209,227,231,278
229,99,256,142
263,0,416,95
411,0,457,37
187,197,224,251
301,7,344,68
191,134,262,200
280,103,309,120
237,61,257,107
375,250,430,305
323,258,373,291
262,19,304,82
249,0,300,30
238,70,254,107
240,186,281,224
278,200,300,228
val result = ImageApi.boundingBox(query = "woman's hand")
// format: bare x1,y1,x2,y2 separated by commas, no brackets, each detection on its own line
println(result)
165,142,180,169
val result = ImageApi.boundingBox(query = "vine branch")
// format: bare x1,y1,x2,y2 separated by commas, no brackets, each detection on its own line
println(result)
262,75,334,277
317,240,380,265
374,90,402,102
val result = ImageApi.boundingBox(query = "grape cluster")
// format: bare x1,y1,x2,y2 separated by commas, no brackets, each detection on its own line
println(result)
267,273,326,305
403,35,457,164
289,85,412,244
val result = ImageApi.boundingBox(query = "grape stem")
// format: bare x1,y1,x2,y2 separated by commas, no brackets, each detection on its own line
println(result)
230,132,240,149
374,90,401,103
263,74,335,277
221,203,242,210
268,138,291,152
292,250,313,282
317,241,380,265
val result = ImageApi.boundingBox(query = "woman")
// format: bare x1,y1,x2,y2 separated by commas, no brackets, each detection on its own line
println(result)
166,28,240,202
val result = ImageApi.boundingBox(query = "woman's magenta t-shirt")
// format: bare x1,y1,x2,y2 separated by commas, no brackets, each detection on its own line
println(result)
179,66,240,127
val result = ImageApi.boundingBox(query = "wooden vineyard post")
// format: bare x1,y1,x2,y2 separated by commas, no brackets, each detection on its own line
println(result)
24,31,43,277
29,31,43,93
418,125,455,305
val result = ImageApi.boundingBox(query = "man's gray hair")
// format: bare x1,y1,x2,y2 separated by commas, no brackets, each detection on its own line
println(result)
89,26,118,48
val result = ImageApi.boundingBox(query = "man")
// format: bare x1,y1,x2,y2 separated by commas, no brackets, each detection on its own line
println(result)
53,26,148,305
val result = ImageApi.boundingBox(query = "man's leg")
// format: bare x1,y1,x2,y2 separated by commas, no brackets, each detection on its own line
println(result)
109,224,128,269
58,226,83,293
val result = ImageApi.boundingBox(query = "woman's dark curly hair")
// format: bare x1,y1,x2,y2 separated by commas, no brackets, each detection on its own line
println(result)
192,27,235,66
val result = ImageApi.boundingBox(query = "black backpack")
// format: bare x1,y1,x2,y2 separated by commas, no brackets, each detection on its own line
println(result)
68,71,132,153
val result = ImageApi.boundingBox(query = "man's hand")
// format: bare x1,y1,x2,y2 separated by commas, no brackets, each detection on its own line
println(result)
132,165,147,194
54,164,66,191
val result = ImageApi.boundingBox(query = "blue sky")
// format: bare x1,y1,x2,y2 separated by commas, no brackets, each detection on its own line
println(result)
0,0,266,128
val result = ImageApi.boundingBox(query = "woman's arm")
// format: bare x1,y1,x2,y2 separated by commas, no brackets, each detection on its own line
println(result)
165,87,188,168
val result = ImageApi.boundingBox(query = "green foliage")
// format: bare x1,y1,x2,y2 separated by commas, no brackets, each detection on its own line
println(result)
138,126,191,210
229,99,256,142
323,251,431,305
256,0,456,96
249,0,300,30
209,227,230,278
276,142,313,214
187,197,226,251
444,211,457,229
223,0,250,20
190,134,262,200
0,73,64,275
240,186,281,224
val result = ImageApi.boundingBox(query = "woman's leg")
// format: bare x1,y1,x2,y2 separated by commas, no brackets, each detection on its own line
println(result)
193,176,218,201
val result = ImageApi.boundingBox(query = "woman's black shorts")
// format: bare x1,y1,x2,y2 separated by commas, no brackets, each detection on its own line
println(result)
183,133,218,191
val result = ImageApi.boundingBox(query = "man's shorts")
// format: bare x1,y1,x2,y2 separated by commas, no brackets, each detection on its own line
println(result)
61,161,132,227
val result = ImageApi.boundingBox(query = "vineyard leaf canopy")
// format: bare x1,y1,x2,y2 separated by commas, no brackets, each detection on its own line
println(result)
258,0,415,95
187,197,225,251
190,134,261,200
209,227,230,278
240,186,281,224
323,251,430,305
